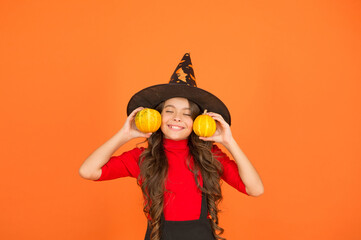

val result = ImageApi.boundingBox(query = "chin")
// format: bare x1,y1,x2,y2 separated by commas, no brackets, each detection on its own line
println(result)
164,135,188,141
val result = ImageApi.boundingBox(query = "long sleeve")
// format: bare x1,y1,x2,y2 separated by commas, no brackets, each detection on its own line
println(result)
212,145,249,195
93,147,144,181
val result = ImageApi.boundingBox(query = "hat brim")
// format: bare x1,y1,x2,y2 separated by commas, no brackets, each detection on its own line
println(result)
127,83,231,125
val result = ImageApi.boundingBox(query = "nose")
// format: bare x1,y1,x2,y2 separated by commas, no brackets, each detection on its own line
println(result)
173,112,181,122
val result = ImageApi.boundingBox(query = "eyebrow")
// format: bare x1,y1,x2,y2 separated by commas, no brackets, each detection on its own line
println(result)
164,105,190,110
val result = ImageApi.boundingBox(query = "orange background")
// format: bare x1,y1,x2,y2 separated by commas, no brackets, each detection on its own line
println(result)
1,0,360,239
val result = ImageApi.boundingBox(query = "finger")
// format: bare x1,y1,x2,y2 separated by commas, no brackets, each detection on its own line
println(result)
129,107,145,120
134,106,145,114
206,112,227,123
210,115,228,127
199,136,215,142
143,132,153,138
206,112,223,119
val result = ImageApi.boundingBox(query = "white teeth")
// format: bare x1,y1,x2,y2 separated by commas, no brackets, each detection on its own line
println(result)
170,125,182,129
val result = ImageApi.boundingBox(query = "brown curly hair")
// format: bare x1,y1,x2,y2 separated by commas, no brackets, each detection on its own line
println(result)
137,99,226,240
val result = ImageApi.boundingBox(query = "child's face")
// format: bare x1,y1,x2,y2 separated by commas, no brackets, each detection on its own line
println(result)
160,97,194,141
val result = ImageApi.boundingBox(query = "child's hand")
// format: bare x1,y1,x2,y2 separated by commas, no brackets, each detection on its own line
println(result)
198,112,233,146
120,107,153,140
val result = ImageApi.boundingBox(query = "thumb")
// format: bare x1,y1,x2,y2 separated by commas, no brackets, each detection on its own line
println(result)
199,136,214,142
143,132,153,138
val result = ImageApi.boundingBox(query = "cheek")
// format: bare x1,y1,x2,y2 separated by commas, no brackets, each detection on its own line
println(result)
160,113,168,123
160,114,170,129
186,119,194,130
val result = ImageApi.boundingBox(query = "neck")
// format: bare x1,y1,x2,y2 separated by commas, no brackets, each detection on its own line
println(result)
163,138,189,149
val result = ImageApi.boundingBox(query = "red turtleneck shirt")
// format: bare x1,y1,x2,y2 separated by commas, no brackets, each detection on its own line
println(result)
94,138,248,221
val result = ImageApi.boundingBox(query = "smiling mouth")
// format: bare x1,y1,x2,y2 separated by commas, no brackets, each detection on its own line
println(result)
168,125,185,130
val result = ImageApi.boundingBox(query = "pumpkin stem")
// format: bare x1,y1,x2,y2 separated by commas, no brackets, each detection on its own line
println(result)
203,109,208,114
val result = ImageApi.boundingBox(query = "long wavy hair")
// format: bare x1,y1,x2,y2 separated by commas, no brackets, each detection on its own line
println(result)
137,99,226,240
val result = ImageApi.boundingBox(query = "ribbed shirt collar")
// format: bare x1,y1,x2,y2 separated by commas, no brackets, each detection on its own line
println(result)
163,138,189,150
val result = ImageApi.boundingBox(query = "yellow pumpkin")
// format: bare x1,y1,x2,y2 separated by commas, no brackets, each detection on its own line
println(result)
193,110,216,137
135,108,162,133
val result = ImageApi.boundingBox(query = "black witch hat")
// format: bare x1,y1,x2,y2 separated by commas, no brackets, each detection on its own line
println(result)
127,53,231,125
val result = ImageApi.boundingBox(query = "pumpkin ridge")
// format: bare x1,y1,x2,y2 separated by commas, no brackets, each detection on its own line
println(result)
199,116,204,136
205,116,210,137
147,110,151,132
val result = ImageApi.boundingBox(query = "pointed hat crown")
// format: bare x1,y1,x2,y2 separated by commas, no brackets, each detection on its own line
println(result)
169,53,197,87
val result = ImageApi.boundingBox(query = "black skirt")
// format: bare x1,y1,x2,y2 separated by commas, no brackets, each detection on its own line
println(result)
144,193,215,240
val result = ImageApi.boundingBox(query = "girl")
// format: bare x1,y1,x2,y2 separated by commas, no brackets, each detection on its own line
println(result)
79,53,264,240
